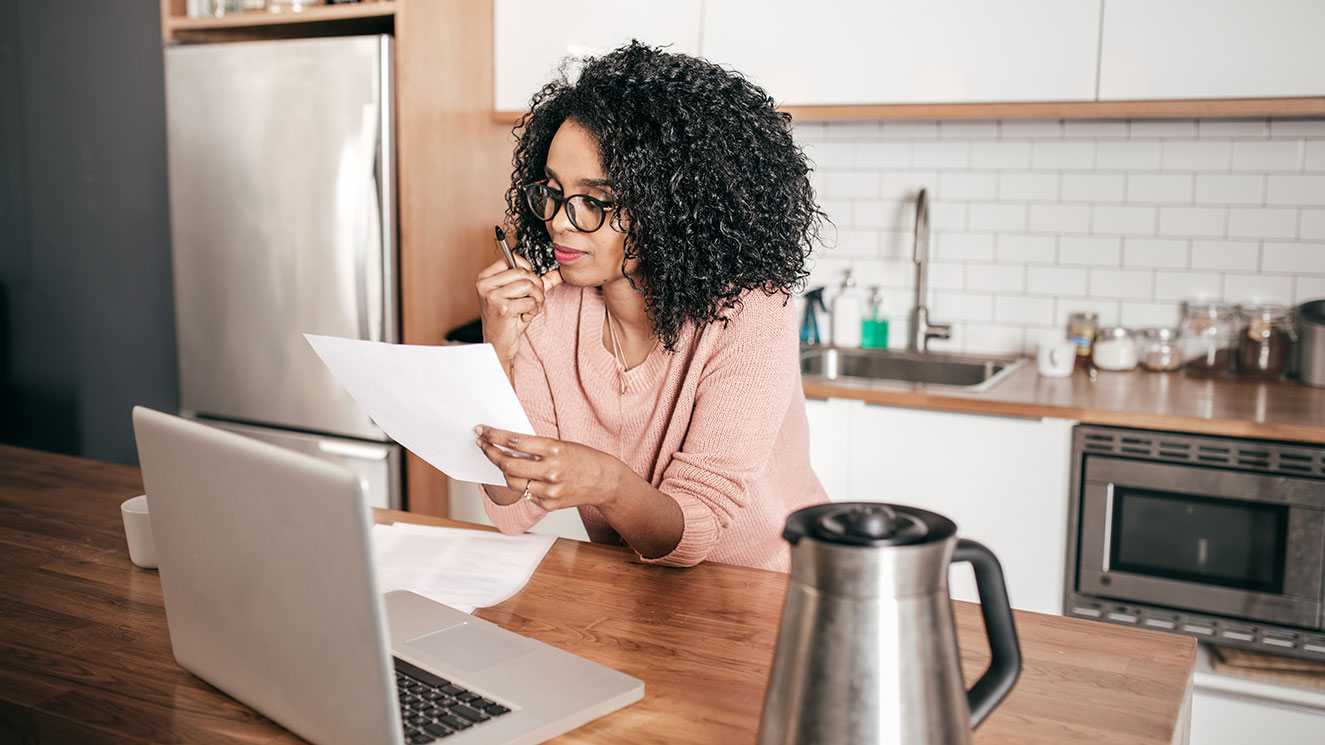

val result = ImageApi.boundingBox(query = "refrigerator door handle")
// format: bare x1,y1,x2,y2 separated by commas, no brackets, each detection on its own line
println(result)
356,103,384,343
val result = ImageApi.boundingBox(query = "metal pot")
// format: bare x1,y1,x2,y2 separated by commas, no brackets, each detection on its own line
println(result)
1296,299,1325,388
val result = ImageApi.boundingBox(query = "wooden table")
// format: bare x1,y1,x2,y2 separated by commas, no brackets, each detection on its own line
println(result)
0,445,1196,744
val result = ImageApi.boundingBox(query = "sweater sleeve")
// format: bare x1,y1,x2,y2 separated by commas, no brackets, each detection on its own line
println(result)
481,329,559,534
641,293,800,568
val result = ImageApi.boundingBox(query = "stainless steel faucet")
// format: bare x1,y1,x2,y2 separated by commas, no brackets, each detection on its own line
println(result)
907,188,952,353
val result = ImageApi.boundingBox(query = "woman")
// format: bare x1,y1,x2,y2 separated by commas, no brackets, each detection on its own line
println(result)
474,41,826,572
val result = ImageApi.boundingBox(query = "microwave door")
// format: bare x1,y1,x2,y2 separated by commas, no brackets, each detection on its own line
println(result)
1077,456,1325,629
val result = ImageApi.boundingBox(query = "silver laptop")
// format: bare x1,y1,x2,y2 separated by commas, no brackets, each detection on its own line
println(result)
132,406,642,745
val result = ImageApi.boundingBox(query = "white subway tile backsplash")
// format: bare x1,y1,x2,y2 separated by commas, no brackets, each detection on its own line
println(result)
1131,120,1197,139
1267,175,1325,206
1297,276,1325,302
1197,119,1268,139
995,295,1057,326
1307,142,1325,172
1223,274,1295,305
1001,120,1063,139
1032,141,1094,170
1064,120,1128,139
1158,207,1225,237
1232,141,1302,172
1269,120,1325,138
966,264,1026,293
1089,269,1154,299
1059,236,1122,266
939,172,998,200
969,203,1028,232
1190,240,1259,271
1303,210,1325,240
1194,174,1265,205
997,234,1056,263
1029,204,1091,233
1162,141,1230,171
1055,298,1121,327
1127,173,1193,204
1263,241,1325,274
1097,141,1162,171
940,120,1000,140
1228,208,1298,239
880,121,938,140
998,173,1059,201
1124,238,1189,269
1155,271,1223,301
1120,301,1183,328
804,116,1325,357
1027,266,1089,296
932,291,994,323
1093,205,1157,235
823,171,881,199
856,142,911,168
934,233,996,261
962,324,1025,356
912,141,970,170
970,141,1031,169
1063,173,1125,203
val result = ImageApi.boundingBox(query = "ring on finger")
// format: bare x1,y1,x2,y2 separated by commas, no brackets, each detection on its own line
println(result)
522,480,534,501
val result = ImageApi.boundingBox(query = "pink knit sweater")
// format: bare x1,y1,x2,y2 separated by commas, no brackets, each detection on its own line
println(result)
482,285,826,572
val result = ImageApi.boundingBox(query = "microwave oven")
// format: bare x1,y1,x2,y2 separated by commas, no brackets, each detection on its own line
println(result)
1064,424,1325,661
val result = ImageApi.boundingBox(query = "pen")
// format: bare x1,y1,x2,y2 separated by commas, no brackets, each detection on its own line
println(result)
494,225,518,270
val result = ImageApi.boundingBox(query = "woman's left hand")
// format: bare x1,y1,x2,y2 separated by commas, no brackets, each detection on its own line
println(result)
475,426,626,511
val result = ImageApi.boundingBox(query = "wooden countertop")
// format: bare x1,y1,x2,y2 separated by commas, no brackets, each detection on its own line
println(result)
805,362,1325,445
0,445,1196,744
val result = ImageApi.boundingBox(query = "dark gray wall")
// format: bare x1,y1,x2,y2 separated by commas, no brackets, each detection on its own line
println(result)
0,0,177,464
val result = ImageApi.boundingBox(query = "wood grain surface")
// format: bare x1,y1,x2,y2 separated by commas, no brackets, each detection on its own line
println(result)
0,445,1194,744
805,363,1325,445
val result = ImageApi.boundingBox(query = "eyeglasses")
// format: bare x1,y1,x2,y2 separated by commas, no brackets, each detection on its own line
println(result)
523,181,617,233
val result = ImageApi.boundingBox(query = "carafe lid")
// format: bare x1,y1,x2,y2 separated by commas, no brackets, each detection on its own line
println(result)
783,503,954,547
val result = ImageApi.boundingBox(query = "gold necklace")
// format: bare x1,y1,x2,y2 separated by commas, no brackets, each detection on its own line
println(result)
604,306,646,395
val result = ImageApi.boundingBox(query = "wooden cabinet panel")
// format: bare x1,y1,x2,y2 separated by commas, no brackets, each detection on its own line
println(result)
1100,0,1325,100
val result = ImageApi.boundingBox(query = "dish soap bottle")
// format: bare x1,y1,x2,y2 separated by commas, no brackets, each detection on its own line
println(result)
861,286,889,349
831,269,862,348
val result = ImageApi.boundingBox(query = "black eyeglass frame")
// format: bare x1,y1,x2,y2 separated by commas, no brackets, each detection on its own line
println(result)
522,181,618,233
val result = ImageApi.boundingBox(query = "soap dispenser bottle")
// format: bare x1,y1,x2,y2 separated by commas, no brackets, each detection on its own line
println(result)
831,269,862,348
862,285,889,349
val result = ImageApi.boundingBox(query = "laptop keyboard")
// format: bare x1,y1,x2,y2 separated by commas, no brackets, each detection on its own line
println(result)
394,658,512,743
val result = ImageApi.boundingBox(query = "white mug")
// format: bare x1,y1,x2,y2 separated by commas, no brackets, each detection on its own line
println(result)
1037,340,1077,378
121,495,157,569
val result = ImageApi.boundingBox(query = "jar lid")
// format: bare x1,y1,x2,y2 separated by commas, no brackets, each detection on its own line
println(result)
1237,303,1289,322
1097,325,1132,340
1068,311,1099,321
1140,326,1179,340
1181,299,1237,317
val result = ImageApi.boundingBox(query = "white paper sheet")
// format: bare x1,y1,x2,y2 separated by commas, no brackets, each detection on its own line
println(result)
304,334,535,485
371,522,556,614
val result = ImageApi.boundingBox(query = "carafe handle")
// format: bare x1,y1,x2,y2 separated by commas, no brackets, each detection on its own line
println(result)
953,538,1022,729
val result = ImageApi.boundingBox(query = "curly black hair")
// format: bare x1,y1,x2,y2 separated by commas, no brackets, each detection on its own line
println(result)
506,41,825,352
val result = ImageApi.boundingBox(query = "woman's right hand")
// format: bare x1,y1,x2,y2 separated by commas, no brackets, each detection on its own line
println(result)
476,254,562,379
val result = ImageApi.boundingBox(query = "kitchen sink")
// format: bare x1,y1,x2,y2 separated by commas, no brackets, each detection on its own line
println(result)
800,346,1027,392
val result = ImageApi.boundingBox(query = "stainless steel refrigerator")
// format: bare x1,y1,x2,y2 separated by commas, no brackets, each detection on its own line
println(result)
164,35,401,509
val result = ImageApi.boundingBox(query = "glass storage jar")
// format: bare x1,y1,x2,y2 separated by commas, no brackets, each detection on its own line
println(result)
1067,311,1099,364
1235,304,1293,379
1180,300,1237,376
1139,327,1182,371
1092,326,1139,371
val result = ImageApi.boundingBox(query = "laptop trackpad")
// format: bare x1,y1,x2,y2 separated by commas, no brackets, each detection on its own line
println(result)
405,622,533,673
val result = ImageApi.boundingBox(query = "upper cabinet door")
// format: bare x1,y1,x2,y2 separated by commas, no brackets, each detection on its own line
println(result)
701,0,1101,106
494,0,704,112
1099,0,1325,100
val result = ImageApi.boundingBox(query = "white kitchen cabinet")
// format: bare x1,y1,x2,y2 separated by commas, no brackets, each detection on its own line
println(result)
1099,0,1325,100
701,0,1100,106
806,398,1075,615
493,0,704,112
1192,689,1325,745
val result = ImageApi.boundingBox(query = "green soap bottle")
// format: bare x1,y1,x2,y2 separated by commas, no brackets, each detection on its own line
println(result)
861,285,889,349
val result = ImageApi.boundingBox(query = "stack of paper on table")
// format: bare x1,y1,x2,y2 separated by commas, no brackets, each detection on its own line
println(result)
371,523,556,614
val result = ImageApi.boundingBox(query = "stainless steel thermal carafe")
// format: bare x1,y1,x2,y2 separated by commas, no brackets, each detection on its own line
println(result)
758,503,1021,745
